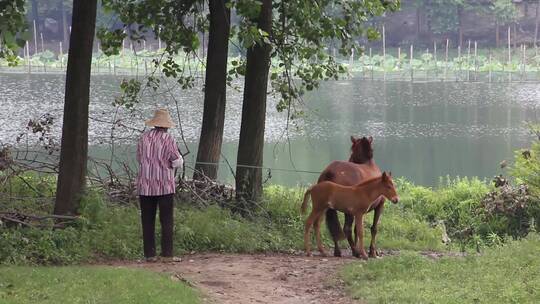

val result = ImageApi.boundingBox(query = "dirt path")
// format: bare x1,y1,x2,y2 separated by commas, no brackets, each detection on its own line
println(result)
108,253,361,304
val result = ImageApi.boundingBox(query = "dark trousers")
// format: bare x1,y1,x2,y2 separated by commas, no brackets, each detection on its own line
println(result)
139,194,174,258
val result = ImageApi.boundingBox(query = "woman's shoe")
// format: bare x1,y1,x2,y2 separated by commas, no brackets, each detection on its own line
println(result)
160,256,182,263
145,256,158,263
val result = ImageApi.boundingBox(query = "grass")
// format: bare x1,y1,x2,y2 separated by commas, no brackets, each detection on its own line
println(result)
0,266,199,304
0,183,446,265
341,234,540,304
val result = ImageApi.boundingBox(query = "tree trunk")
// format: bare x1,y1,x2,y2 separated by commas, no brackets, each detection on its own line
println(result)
235,0,272,205
416,7,420,40
496,21,500,48
458,6,463,48
30,0,39,30
194,0,231,180
54,0,98,215
535,0,539,47
513,23,517,49
61,0,69,49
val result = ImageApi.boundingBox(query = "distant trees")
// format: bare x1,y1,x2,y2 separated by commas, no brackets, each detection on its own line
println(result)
492,0,518,47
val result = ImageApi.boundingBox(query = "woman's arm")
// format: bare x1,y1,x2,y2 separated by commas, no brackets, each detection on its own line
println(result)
167,135,183,168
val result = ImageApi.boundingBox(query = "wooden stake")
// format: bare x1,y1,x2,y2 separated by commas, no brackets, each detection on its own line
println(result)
59,42,63,68
398,47,401,69
382,24,386,58
410,44,414,81
489,52,492,83
434,41,437,62
33,20,38,55
40,32,44,53
445,39,449,80
474,41,478,81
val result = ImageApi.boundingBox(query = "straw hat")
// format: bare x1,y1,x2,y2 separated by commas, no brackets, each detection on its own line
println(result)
145,109,175,128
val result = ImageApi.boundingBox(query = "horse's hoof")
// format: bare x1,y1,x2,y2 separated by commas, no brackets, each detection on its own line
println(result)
352,252,360,258
306,252,312,257
320,252,328,257
333,250,342,257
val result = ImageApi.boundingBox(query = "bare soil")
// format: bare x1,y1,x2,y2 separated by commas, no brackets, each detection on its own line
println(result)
106,253,362,304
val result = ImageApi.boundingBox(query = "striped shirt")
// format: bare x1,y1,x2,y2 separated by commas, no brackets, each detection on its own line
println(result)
136,129,182,196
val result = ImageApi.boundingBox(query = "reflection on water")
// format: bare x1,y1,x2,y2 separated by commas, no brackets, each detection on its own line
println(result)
1,73,539,186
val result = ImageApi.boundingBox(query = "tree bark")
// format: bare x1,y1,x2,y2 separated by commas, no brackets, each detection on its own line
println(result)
416,7,420,40
458,6,463,48
30,0,39,30
61,0,69,49
496,21,500,48
513,22,517,49
535,0,539,47
54,0,98,215
235,0,272,205
194,0,230,181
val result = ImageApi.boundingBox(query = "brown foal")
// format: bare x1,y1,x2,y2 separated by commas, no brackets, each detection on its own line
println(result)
301,172,399,259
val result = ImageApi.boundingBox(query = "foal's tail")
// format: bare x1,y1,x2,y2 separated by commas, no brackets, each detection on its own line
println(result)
300,187,312,215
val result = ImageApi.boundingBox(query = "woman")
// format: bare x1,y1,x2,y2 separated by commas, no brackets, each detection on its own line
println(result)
136,109,183,262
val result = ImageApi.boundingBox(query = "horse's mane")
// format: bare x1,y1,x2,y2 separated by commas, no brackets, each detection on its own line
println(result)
349,137,374,163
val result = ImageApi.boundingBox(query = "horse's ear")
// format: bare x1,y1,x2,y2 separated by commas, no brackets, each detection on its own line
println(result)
368,136,373,143
351,136,357,143
389,171,392,177
382,172,388,180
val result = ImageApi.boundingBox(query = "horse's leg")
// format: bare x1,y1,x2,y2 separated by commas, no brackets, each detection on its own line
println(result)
343,213,358,257
354,213,368,260
369,200,385,258
304,210,320,257
326,209,342,257
314,211,328,257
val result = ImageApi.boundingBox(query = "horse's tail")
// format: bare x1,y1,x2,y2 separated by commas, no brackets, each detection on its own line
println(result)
301,187,312,215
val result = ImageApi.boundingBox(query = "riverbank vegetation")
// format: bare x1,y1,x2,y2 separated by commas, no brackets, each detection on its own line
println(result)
4,126,540,266
3,46,540,77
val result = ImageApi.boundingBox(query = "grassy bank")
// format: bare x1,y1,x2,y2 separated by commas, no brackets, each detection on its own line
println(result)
0,266,199,304
0,183,446,265
341,234,540,303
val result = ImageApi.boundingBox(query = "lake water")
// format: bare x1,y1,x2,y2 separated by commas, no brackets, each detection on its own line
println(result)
1,73,538,187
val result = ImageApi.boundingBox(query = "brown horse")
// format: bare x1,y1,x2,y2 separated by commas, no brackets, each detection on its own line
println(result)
301,172,399,259
318,136,385,258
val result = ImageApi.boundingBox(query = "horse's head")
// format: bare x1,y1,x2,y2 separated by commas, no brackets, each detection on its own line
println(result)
380,172,399,204
349,136,373,163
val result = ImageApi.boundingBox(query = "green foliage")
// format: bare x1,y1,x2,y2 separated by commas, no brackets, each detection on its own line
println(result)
98,0,203,97
0,177,445,265
341,234,540,303
491,0,518,24
510,124,540,233
270,0,400,115
398,177,498,248
0,0,29,66
96,0,399,116
422,0,462,34
0,266,199,304
114,78,142,110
